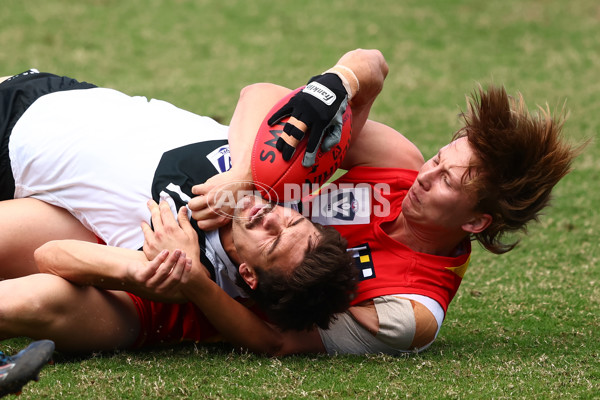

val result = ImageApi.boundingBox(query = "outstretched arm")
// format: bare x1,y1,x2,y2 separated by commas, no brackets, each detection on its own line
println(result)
34,201,203,303
181,265,325,355
34,239,191,302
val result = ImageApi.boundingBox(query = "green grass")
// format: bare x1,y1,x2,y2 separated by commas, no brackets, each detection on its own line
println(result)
1,0,599,398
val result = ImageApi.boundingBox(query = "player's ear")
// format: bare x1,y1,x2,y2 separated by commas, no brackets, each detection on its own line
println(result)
239,263,258,290
462,213,492,234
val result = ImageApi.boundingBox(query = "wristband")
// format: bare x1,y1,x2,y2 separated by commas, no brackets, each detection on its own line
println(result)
325,65,360,100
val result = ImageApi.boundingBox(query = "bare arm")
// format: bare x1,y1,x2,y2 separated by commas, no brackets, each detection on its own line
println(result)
34,202,203,302
34,239,191,302
34,239,139,285
189,83,291,229
340,120,425,170
35,238,320,354
333,50,424,170
227,83,292,175
334,49,388,135
181,257,325,355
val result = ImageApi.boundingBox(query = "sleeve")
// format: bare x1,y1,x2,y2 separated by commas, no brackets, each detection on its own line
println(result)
372,296,416,349
317,296,417,355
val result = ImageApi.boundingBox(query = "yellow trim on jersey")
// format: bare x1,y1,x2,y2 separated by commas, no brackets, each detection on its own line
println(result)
445,255,470,278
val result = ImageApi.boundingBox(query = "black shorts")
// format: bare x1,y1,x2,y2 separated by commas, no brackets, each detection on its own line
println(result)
0,70,97,200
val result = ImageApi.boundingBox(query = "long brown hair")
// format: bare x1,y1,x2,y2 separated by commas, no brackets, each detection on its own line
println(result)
455,85,581,254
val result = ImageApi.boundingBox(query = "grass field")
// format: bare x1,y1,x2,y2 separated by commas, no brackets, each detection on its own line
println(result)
1,0,599,398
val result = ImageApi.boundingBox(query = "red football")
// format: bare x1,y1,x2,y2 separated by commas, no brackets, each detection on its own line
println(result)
251,87,352,203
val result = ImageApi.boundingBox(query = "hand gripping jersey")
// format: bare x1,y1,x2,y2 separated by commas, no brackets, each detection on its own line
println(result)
308,166,471,313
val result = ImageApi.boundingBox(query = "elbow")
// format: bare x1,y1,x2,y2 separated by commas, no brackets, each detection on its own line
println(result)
246,328,287,357
33,241,61,274
238,83,286,101
234,83,291,123
371,49,389,79
249,335,286,357
268,339,288,357
348,48,389,80
367,49,389,88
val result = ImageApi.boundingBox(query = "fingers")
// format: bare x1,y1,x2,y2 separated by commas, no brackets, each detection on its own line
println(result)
189,197,230,230
281,117,308,147
305,120,327,155
159,200,179,230
141,220,154,239
187,192,208,213
137,249,169,281
189,181,228,218
147,249,188,291
180,259,192,285
276,139,296,161
144,199,197,262
320,99,346,153
282,123,304,144
320,124,342,152
267,101,293,125
178,206,198,238
191,183,210,196
145,249,177,287
141,220,159,260
287,116,308,132
302,100,346,167
276,117,308,161
147,199,185,233
177,205,190,227
195,215,230,231
147,199,163,231
164,251,187,285
159,251,191,291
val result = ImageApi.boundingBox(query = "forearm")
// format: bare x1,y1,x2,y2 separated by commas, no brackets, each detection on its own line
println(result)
34,240,144,289
228,83,292,177
182,269,286,355
334,49,388,104
333,51,421,170
331,49,388,134
226,50,387,175
182,268,326,355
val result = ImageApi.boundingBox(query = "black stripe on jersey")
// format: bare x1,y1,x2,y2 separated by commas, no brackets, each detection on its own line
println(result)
151,140,230,281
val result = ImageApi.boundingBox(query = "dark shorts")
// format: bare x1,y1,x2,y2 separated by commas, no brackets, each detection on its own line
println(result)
0,70,96,200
